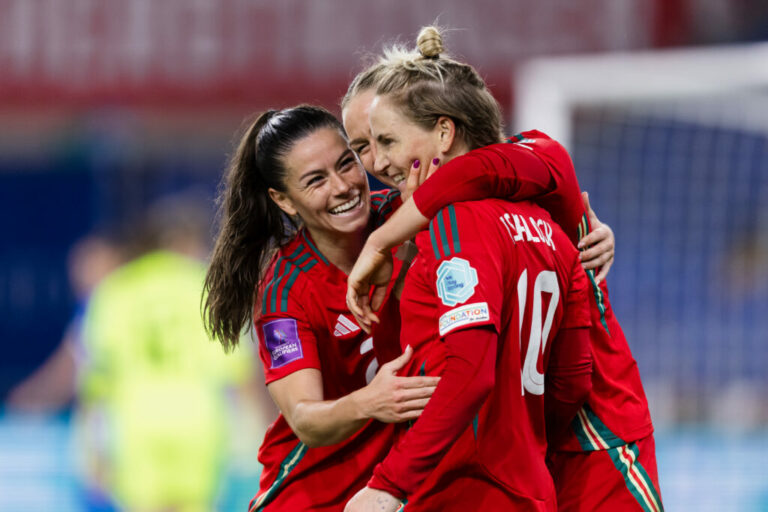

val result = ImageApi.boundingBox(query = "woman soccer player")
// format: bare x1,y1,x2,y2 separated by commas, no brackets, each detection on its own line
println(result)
345,26,595,511
203,105,440,511
347,27,662,512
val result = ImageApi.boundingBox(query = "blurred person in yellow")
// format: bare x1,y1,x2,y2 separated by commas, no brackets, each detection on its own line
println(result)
81,192,258,512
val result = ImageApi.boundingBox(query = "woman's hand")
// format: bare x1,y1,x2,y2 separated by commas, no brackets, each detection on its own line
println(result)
344,487,401,512
402,158,440,202
346,236,394,332
347,200,430,331
265,346,438,447
355,345,439,423
578,191,615,284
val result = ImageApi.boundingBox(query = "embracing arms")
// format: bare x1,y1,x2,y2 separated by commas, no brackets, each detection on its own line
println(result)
345,327,497,512
266,345,439,448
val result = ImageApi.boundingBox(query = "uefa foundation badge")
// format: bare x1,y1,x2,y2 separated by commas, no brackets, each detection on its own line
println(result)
436,257,479,307
263,318,303,368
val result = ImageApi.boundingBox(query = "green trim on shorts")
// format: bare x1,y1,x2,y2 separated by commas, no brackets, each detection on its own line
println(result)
249,442,308,512
605,442,664,512
571,405,626,451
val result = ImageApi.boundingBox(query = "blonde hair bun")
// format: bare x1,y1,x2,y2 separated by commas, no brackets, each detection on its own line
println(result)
417,26,444,59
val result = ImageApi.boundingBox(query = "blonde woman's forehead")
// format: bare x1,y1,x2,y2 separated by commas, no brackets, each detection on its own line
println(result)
342,89,376,139
369,95,407,125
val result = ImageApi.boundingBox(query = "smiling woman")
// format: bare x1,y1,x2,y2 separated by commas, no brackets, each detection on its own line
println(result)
267,127,371,247
201,105,440,511
368,94,473,187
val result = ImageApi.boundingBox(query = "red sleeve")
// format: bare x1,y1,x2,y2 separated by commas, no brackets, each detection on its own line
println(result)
368,326,497,498
545,255,593,444
255,299,321,385
545,326,592,446
412,131,587,247
412,138,554,218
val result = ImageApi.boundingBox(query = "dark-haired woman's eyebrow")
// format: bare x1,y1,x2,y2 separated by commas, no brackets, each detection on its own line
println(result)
299,169,325,185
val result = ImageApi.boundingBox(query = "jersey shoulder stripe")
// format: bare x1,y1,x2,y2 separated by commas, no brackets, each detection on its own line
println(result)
380,188,401,207
429,204,462,260
371,188,400,208
577,212,610,334
509,131,548,144
447,204,461,254
371,189,401,225
300,230,329,265
262,244,318,314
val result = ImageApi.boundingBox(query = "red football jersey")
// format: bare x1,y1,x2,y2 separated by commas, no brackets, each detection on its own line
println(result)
383,199,591,509
412,132,653,451
250,189,403,512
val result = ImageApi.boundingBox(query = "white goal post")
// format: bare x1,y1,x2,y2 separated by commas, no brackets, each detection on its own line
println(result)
514,42,768,150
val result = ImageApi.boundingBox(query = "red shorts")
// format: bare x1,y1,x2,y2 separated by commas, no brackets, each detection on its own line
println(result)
404,469,556,512
402,475,558,512
547,434,663,512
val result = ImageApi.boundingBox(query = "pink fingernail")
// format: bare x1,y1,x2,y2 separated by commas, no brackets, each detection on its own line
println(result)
432,158,440,165
413,159,420,168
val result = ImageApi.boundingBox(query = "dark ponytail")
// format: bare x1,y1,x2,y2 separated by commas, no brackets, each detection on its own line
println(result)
203,105,343,351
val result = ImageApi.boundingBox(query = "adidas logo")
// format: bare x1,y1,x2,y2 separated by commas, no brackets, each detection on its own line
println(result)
333,314,361,337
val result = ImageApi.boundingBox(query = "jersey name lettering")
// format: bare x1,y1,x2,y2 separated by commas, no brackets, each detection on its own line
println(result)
500,213,555,251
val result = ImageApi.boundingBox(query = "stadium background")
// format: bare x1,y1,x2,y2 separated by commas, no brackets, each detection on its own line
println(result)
1,0,767,510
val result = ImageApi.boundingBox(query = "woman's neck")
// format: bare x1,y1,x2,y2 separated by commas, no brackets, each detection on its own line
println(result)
443,142,471,163
309,225,369,275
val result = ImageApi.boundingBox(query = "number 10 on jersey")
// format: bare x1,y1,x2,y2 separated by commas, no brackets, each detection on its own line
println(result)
516,269,560,396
